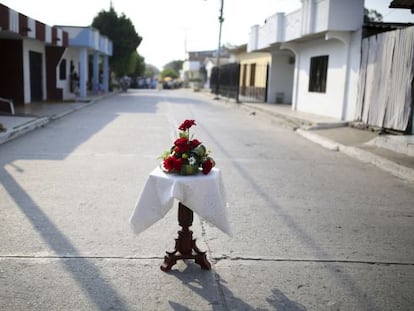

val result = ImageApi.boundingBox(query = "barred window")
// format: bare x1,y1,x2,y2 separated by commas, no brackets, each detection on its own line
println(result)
59,59,67,80
309,55,328,93
249,63,256,86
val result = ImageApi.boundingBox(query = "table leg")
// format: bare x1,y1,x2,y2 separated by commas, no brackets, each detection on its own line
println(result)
160,202,212,272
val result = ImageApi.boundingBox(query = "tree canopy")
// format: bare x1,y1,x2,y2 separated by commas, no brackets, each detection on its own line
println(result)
364,8,383,23
159,60,183,79
160,67,179,79
163,60,183,73
92,6,143,77
145,64,160,78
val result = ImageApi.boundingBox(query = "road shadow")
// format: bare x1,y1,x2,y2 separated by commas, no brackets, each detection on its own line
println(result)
0,167,130,310
167,264,306,310
0,90,225,310
197,122,379,310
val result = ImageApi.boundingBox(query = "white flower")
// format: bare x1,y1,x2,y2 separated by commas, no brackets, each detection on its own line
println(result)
188,156,197,165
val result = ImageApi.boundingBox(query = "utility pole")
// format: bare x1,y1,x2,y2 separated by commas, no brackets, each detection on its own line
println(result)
214,0,224,99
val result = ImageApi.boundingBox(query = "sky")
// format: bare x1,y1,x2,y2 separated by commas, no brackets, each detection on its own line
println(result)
2,0,414,70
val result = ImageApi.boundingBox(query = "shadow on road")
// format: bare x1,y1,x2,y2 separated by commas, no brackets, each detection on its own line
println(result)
1,168,130,310
197,121,379,310
168,264,307,310
0,90,222,310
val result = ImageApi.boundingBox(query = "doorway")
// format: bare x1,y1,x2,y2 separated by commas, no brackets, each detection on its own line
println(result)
29,51,43,102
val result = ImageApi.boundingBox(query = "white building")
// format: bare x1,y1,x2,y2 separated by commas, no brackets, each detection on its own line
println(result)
182,50,230,90
59,26,112,100
248,0,364,121
0,3,112,105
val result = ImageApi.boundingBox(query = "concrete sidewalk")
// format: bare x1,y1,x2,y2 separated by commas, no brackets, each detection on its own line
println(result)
236,101,414,183
196,90,414,184
0,94,110,145
1,89,413,183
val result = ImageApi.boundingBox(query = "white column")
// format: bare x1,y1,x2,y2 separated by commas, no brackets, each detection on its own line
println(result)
291,53,300,111
300,0,315,35
281,43,300,111
79,47,88,99
103,55,109,93
93,52,99,94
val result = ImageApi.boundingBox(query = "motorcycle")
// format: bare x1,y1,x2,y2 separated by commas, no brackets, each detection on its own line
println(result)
119,76,130,92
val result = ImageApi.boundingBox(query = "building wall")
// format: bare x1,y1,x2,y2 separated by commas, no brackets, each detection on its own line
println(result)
239,53,270,101
295,38,347,119
0,39,24,103
23,39,46,103
240,54,270,84
57,47,80,100
268,51,295,103
46,46,66,101
344,29,362,121
250,0,364,51
327,0,364,31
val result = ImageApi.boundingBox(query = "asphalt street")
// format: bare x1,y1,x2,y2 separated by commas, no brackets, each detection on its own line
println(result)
1,89,413,310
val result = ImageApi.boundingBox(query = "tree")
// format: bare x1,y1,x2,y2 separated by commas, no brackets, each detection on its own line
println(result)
163,60,183,73
127,51,145,77
160,67,179,79
145,64,160,78
92,6,143,76
364,8,383,23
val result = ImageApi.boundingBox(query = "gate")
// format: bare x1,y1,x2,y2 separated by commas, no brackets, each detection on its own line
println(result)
210,63,240,100
239,63,269,102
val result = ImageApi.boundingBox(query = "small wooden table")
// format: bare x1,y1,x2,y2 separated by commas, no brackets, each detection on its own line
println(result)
129,167,232,271
160,202,211,271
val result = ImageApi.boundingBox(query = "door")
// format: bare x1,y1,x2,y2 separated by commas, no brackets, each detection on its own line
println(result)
29,51,43,102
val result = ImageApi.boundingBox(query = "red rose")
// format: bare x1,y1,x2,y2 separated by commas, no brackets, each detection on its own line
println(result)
202,158,214,175
173,157,183,171
163,156,183,172
163,156,176,171
174,137,189,153
179,120,196,131
189,139,202,148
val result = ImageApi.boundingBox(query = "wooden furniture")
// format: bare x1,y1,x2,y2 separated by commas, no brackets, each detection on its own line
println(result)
129,167,231,271
161,202,211,271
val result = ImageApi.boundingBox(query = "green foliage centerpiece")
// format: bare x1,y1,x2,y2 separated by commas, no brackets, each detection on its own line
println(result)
160,120,215,175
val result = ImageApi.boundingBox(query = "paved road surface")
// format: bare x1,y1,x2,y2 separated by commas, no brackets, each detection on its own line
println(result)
1,89,413,310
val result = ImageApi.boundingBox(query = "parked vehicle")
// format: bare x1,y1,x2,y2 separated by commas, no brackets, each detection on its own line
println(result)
119,76,130,92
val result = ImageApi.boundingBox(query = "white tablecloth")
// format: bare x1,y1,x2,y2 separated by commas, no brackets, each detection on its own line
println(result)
129,167,232,236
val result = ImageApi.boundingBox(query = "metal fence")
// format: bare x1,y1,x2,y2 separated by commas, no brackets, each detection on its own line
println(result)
239,63,268,102
210,63,240,100
210,63,269,103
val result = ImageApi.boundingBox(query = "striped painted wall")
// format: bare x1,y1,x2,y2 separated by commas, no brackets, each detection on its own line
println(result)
0,3,68,47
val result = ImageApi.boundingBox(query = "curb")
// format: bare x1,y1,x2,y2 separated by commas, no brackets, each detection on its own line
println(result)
0,93,116,145
341,145,414,183
297,128,414,183
233,99,414,184
0,117,49,145
296,129,340,151
177,91,414,184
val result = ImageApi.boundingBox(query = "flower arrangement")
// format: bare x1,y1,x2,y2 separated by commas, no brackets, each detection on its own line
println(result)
160,119,215,175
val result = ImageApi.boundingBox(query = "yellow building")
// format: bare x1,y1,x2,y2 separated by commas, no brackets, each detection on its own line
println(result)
231,44,270,102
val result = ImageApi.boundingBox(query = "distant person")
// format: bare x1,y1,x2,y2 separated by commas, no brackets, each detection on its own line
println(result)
70,70,79,94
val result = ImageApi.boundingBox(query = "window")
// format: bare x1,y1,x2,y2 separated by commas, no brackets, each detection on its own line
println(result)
242,64,247,87
308,55,328,93
59,59,67,80
249,63,256,86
